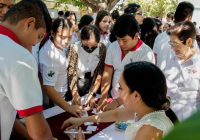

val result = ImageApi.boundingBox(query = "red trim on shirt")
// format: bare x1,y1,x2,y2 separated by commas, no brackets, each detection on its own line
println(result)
119,46,125,61
17,105,43,117
105,63,113,68
132,39,143,52
100,32,108,35
0,25,19,44
119,39,143,61
154,53,157,56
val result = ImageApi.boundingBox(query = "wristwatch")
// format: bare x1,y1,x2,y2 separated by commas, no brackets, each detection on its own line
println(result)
89,91,96,97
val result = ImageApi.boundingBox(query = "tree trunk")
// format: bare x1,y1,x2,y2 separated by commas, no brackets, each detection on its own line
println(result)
82,0,120,12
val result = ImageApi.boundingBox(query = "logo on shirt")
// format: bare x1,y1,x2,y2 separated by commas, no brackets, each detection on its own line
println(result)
47,69,55,79
192,69,197,74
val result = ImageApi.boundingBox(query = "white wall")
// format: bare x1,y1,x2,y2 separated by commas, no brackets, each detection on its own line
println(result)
178,0,200,28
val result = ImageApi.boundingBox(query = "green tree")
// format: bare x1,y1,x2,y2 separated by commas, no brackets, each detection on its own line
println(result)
52,0,121,12
124,0,178,18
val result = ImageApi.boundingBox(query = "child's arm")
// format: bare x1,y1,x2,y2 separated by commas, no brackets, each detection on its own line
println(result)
13,119,32,140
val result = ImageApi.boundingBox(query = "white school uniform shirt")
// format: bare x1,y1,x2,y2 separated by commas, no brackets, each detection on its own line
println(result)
39,39,68,93
69,31,79,45
32,42,40,65
0,25,43,140
164,52,200,122
73,41,100,78
100,32,111,49
105,39,155,99
153,31,199,72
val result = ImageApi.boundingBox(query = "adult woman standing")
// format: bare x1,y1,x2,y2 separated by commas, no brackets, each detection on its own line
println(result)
66,25,106,108
62,62,178,140
165,21,200,121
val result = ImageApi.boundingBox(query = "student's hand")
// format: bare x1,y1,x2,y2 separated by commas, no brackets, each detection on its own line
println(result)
73,21,79,32
104,100,118,111
68,105,85,118
96,97,108,112
72,92,81,106
84,94,96,110
61,117,84,130
66,127,85,140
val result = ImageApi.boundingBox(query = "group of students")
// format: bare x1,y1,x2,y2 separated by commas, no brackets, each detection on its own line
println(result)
0,0,200,140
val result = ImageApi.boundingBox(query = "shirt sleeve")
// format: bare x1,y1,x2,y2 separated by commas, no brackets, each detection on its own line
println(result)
153,35,158,55
105,42,114,68
4,58,43,118
141,48,156,64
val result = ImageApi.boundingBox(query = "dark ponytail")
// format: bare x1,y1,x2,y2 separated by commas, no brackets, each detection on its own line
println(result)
39,17,72,51
123,62,179,124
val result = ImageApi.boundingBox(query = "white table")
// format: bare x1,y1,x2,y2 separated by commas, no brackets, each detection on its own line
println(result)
20,94,125,140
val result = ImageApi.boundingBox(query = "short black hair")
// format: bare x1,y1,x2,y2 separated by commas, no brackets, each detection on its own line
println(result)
167,12,174,20
111,10,120,21
124,3,141,14
78,14,93,30
58,11,64,16
2,0,52,33
193,22,197,26
64,11,77,21
81,25,100,43
114,14,139,39
174,1,194,23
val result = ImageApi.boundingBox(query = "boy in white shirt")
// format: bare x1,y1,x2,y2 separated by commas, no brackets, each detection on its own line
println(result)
97,14,155,112
0,0,54,139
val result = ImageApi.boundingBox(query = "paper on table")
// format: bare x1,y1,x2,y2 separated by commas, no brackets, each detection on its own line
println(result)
92,108,103,114
86,126,97,132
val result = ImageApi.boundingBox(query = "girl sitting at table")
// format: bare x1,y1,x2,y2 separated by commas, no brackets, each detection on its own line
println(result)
66,25,106,109
39,18,84,117
95,10,112,49
165,21,200,122
62,61,179,140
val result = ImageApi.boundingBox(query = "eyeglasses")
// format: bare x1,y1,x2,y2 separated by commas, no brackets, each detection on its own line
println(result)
133,12,143,16
168,41,183,47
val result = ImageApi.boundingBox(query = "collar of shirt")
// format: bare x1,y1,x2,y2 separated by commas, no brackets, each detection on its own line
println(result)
120,39,143,61
0,25,19,44
174,51,199,65
45,38,66,54
100,32,108,35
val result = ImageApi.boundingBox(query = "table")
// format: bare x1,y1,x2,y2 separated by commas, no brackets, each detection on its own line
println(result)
20,94,125,140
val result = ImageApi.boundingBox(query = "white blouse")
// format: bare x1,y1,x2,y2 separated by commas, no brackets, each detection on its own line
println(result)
125,110,174,140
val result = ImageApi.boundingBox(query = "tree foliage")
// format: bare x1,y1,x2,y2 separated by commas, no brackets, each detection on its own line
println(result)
124,0,178,17
52,0,120,12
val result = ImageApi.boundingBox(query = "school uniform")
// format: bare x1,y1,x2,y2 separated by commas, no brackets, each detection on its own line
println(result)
32,43,40,65
0,25,43,140
153,32,199,72
100,32,111,49
67,41,106,98
105,39,155,99
69,31,79,45
164,51,200,121
39,38,68,98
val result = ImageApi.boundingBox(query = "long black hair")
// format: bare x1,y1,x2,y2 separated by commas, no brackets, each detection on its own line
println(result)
140,17,158,49
123,62,179,124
